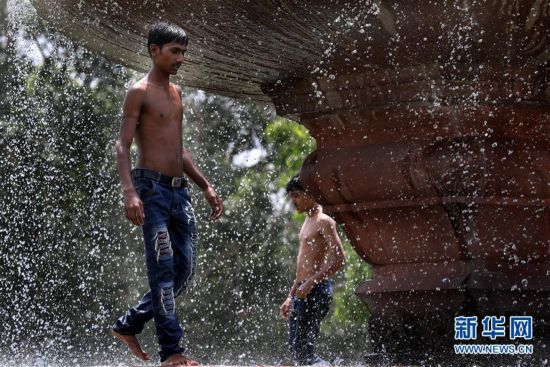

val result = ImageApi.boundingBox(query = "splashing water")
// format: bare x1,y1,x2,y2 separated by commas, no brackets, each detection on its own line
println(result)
0,1,370,366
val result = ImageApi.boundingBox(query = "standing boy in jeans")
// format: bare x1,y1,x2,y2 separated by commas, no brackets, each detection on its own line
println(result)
111,22,224,366
279,175,346,365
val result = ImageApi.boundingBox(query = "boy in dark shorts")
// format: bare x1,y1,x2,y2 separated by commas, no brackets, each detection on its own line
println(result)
279,176,346,366
111,22,224,366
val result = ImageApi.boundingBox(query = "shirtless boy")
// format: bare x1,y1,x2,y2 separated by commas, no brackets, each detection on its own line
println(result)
279,175,346,366
111,22,224,366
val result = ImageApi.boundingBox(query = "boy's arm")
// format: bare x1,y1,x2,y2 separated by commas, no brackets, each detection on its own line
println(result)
287,279,298,298
116,85,145,226
181,146,224,221
313,218,346,282
181,147,211,191
280,279,298,320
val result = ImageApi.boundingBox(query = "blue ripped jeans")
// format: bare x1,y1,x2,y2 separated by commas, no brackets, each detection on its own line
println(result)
288,281,332,365
113,169,198,362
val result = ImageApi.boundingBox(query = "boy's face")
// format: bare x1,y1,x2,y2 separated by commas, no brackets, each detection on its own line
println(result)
288,189,316,213
150,41,187,75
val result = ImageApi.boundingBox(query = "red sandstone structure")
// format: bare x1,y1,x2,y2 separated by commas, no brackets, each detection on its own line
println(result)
32,0,550,362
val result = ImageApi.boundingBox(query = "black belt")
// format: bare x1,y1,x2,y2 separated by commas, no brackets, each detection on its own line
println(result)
131,168,188,188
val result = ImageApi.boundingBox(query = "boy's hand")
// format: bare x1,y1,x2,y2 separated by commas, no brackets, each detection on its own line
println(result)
296,279,316,299
279,297,292,320
124,191,145,226
203,186,224,220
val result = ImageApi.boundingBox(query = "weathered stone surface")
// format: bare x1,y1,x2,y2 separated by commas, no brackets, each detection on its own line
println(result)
31,1,550,101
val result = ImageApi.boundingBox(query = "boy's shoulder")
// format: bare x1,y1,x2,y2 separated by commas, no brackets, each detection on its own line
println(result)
128,76,180,93
316,212,336,227
170,81,182,94
126,78,148,95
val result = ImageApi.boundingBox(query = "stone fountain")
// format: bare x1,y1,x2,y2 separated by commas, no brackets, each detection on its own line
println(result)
31,0,550,363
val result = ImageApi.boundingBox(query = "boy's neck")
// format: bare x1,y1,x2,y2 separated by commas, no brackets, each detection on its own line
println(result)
148,67,170,87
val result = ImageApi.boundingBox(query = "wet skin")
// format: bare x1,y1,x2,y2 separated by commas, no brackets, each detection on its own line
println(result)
161,353,199,366
111,329,150,361
116,41,224,227
133,75,185,178
279,190,346,320
114,41,223,365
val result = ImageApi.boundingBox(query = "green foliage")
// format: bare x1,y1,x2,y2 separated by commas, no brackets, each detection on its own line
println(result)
332,241,371,325
265,116,316,187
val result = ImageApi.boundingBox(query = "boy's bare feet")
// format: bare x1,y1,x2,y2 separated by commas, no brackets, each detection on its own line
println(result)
111,329,150,361
161,353,199,366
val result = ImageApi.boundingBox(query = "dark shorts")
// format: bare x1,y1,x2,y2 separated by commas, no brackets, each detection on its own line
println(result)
288,280,333,365
113,168,198,361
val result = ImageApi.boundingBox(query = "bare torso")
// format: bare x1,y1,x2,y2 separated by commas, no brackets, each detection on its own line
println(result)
295,213,333,283
134,77,184,177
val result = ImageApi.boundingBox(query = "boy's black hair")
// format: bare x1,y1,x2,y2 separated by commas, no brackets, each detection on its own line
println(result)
147,22,188,53
286,174,304,193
